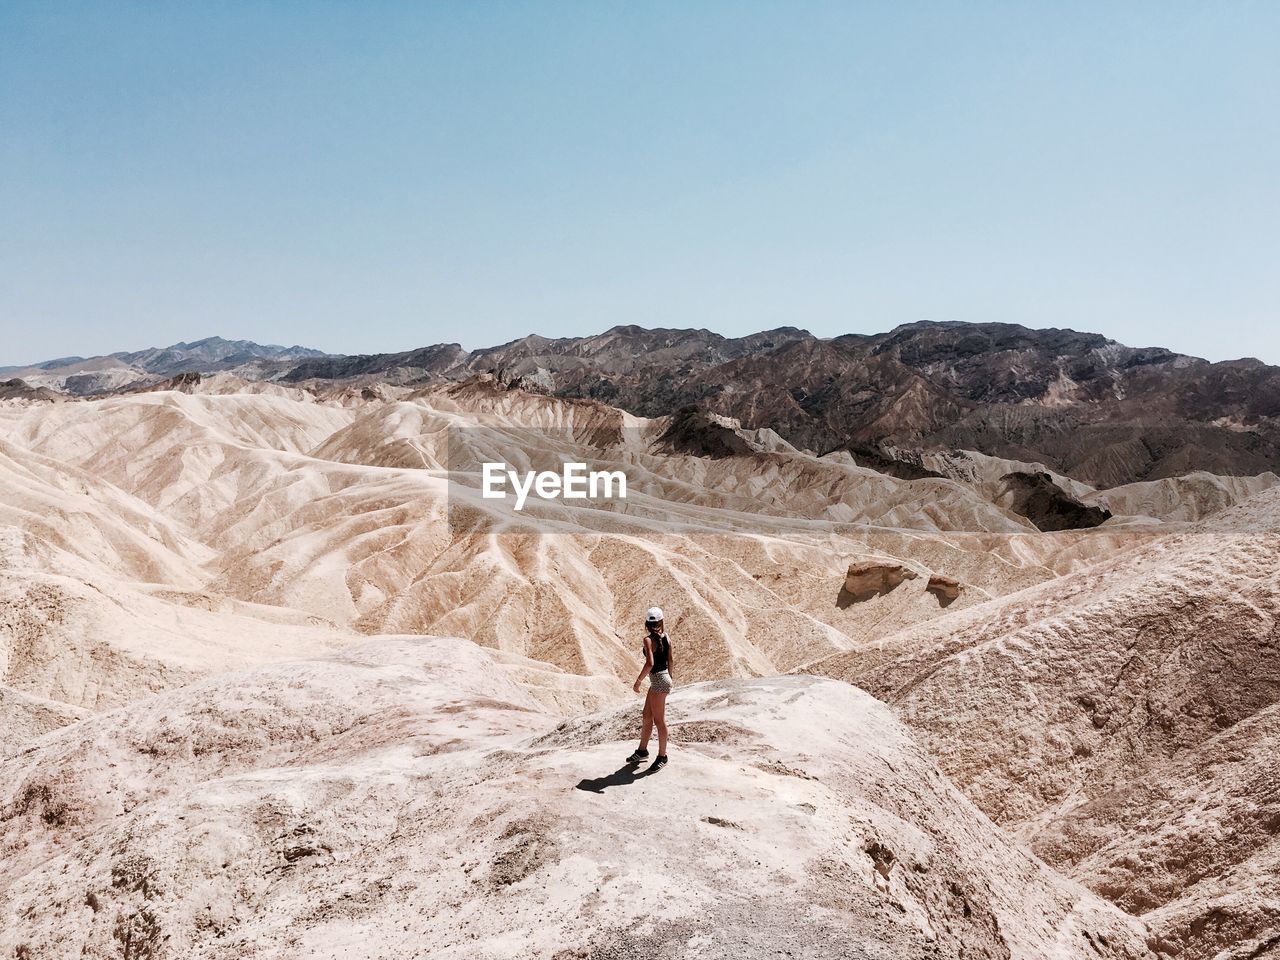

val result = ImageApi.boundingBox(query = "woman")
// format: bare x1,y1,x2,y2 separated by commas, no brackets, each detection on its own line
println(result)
627,606,675,770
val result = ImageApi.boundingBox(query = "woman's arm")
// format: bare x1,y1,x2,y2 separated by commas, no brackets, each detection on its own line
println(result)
633,635,653,693
667,641,675,681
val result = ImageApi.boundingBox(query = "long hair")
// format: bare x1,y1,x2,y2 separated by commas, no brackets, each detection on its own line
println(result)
647,624,668,662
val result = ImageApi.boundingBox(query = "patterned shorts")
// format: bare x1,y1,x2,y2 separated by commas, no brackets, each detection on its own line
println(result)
649,670,673,694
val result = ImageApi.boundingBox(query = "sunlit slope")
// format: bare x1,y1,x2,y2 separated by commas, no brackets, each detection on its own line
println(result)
0,384,1095,712
808,486,1280,960
0,638,1151,960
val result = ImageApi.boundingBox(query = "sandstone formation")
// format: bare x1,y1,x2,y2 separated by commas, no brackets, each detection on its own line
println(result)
925,575,962,606
840,560,920,603
809,486,1280,959
0,638,1152,960
1,358,1277,956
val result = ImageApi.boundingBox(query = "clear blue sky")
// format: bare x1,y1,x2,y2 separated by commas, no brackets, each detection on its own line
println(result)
2,2,1278,365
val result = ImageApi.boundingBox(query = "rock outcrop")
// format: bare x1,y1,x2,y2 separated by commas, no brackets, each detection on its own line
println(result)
0,379,62,402
840,560,920,603
0,638,1152,960
810,486,1280,960
995,470,1113,531
925,574,962,606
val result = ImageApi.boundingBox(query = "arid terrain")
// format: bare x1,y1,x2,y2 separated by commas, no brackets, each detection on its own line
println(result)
2,324,1279,959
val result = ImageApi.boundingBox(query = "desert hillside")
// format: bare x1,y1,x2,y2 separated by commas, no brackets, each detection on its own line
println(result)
12,322,1280,487
810,487,1280,960
2,377,1276,958
0,637,1154,959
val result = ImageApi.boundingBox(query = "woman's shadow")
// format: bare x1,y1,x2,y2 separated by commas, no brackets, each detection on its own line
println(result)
575,762,657,794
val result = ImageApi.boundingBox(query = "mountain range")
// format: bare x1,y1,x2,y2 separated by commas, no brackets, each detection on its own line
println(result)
7,322,1280,487
0,336,328,396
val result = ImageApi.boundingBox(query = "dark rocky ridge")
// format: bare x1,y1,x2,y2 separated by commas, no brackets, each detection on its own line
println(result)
655,406,755,459
111,336,329,374
0,379,62,402
838,444,946,482
996,471,1113,532
281,342,466,382
326,321,1279,488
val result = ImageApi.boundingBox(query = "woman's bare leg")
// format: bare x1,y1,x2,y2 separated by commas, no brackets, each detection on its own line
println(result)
639,693,654,750
652,691,669,756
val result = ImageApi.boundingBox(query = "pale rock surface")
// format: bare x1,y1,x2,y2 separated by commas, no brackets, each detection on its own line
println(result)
0,685,89,754
0,638,1152,960
0,387,1078,716
921,449,1096,500
1086,469,1280,523
3,382,1275,956
810,486,1280,959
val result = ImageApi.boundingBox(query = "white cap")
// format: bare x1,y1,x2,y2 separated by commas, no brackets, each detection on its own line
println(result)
645,606,664,623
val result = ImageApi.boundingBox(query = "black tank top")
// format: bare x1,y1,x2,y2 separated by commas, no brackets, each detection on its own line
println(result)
648,631,670,674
